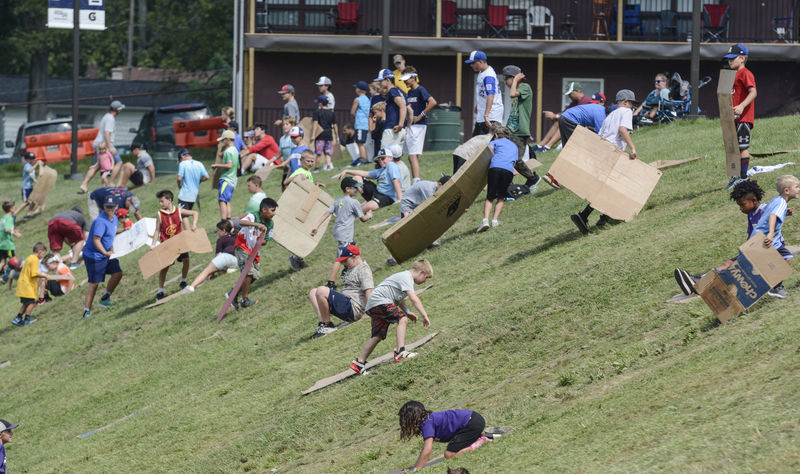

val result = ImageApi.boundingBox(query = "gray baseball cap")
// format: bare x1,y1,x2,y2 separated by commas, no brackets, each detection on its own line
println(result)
502,65,521,77
615,89,638,103
110,100,125,111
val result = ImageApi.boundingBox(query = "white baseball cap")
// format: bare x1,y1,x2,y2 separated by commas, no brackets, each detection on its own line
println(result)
316,76,332,86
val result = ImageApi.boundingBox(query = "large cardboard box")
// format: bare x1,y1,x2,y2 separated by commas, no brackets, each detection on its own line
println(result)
549,126,662,221
272,178,334,258
717,69,740,178
695,232,792,322
382,145,493,263
137,229,213,280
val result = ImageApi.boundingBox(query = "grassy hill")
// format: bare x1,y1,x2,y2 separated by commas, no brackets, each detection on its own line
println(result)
2,116,800,473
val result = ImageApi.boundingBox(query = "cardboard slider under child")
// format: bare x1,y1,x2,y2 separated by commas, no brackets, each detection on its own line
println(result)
272,178,334,258
694,232,792,323
137,230,213,280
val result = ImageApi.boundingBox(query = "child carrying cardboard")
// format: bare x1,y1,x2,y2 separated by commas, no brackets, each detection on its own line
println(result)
12,242,61,327
152,189,199,300
227,198,278,309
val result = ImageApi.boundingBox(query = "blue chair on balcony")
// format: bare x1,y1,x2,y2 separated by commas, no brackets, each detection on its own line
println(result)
611,4,644,36
658,10,679,41
771,10,793,42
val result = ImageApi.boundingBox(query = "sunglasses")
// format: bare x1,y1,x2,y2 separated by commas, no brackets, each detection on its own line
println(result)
655,79,665,83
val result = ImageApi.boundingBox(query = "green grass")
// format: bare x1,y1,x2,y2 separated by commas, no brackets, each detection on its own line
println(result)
2,117,800,472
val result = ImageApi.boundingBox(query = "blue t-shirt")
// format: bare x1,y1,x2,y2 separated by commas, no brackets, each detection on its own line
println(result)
279,134,293,160
407,86,432,125
384,87,405,128
488,138,517,172
288,145,309,174
370,94,385,107
355,95,370,131
22,162,35,190
420,409,473,442
234,133,245,152
177,159,209,203
747,203,765,237
1,442,6,473
83,211,118,261
368,161,402,200
752,196,789,249
562,103,607,132
90,187,134,209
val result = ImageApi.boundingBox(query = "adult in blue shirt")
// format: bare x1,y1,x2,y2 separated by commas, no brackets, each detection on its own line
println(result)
177,148,210,210
337,148,402,213
374,68,407,149
558,103,608,146
88,186,142,222
82,195,123,320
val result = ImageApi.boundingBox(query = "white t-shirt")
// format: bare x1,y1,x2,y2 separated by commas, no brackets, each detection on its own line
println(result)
475,66,504,124
599,107,633,151
93,112,116,147
366,270,415,310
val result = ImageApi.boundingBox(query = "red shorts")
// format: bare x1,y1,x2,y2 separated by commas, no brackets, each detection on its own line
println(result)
48,218,83,251
366,303,406,340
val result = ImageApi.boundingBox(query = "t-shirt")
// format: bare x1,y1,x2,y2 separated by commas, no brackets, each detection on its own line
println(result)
287,145,309,174
507,82,533,137
135,150,154,183
52,209,89,232
93,112,116,147
384,87,406,128
248,135,280,160
324,92,335,109
752,195,788,249
279,134,293,161
284,99,300,121
221,145,239,187
22,162,35,190
395,160,411,191
289,167,313,183
598,107,633,151
0,214,15,251
329,195,364,242
234,213,274,261
90,187,135,209
341,261,374,317
562,104,607,132
312,108,337,141
565,95,592,110
246,191,267,216
366,269,415,310
488,138,517,172
644,88,671,107
733,67,756,124
368,161,402,200
407,86,432,125
400,180,438,215
177,159,209,203
215,234,236,255
354,95,370,130
234,133,245,153
1,440,6,473
16,253,39,299
420,409,473,442
83,211,118,261
475,65,504,123
52,261,72,294
453,134,491,160
747,203,766,237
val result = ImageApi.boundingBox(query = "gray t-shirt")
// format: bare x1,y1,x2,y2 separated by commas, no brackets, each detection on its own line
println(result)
400,180,437,215
329,195,364,242
366,270,414,310
395,160,411,191
341,261,374,317
93,112,116,147
453,134,491,160
136,150,154,183
52,209,88,232
284,99,300,121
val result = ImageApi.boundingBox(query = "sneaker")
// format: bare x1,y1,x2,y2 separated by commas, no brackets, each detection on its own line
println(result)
179,280,188,289
239,297,258,308
326,280,338,291
183,285,195,294
469,435,490,451
98,297,114,308
725,176,746,190
393,349,417,362
767,284,788,299
386,257,398,266
36,298,46,306
428,240,441,248
674,268,698,296
491,219,500,228
288,255,305,271
533,145,549,153
22,316,36,325
349,359,369,375
156,291,166,301
11,316,23,326
477,218,490,233
82,309,91,320
312,323,338,339
1,276,7,284
571,214,589,235
596,214,609,227
525,173,541,188
225,290,240,309
543,173,561,190
69,262,81,270
638,117,654,125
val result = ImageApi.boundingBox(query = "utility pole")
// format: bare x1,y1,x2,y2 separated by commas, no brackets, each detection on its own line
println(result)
69,0,81,179
690,0,701,117
127,0,134,79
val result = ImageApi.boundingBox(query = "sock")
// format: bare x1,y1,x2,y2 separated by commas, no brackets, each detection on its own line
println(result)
100,291,111,300
543,145,550,150
413,177,421,184
396,346,405,354
157,287,164,293
578,204,594,221
740,157,749,178
83,307,90,312
15,313,21,319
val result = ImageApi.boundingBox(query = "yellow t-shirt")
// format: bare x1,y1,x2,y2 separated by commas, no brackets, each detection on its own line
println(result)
16,254,39,299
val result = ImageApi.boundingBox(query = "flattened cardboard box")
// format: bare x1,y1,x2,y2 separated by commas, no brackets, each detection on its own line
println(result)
273,179,334,258
717,69,740,178
382,145,493,263
28,166,58,209
138,229,213,280
549,126,662,222
695,232,792,323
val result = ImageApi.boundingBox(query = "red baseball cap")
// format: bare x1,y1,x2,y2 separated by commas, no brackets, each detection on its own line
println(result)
335,244,360,262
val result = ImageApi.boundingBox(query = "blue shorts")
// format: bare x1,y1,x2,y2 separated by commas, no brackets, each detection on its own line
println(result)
777,243,792,260
218,180,234,203
355,129,368,144
94,150,122,164
21,188,32,202
85,256,122,284
327,290,355,322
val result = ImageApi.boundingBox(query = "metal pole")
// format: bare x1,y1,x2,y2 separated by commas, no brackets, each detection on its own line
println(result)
70,0,80,179
690,0,701,116
381,0,390,68
236,0,244,117
127,0,134,79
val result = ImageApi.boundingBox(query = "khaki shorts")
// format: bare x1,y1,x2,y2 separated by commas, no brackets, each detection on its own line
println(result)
234,247,259,280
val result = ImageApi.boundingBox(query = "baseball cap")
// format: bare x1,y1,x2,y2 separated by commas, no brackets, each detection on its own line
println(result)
218,130,236,141
110,100,125,111
177,149,192,159
336,244,360,262
464,50,488,64
103,195,117,208
228,120,239,131
341,176,363,191
8,257,20,269
354,81,369,91
373,68,394,81
314,95,329,105
564,82,583,95
277,84,295,94
23,151,36,160
0,420,19,431
289,126,304,137
615,89,638,103
116,208,129,218
502,65,521,76
316,76,332,86
399,72,418,81
393,54,405,64
376,148,391,159
388,143,403,159
590,92,606,104
723,43,749,59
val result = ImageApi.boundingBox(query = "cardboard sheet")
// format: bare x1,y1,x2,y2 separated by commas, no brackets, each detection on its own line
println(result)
695,232,792,322
137,230,213,280
717,69,740,178
526,157,542,170
650,154,706,170
381,145,493,263
111,217,157,259
549,126,662,221
272,179,334,258
751,149,800,158
298,117,314,148
254,164,274,183
27,166,58,210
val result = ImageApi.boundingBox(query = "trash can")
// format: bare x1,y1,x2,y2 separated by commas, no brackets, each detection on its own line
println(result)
425,105,463,151
153,151,178,176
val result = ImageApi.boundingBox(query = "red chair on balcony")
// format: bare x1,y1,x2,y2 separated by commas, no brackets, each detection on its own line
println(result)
328,2,362,33
441,0,458,36
702,4,729,42
484,4,509,38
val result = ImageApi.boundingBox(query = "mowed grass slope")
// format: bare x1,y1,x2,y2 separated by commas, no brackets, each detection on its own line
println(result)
2,116,800,473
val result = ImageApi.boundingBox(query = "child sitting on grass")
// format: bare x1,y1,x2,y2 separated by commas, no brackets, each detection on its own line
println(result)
184,220,237,294
477,125,517,232
399,401,491,471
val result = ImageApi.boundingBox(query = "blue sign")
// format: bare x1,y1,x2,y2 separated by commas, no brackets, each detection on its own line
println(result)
47,0,106,30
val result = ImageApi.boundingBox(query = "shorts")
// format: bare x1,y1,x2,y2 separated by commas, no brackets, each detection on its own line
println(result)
130,169,151,187
446,412,486,453
0,249,14,261
21,188,32,202
558,115,579,146
234,246,260,280
211,252,238,271
315,140,333,156
366,303,406,340
19,297,35,306
218,180,234,203
327,289,356,322
177,252,189,262
777,243,792,260
84,256,122,284
404,124,427,155
360,180,395,208
737,122,752,150
48,217,84,251
381,128,406,148
46,279,65,297
177,200,194,210
355,129,368,144
486,168,514,200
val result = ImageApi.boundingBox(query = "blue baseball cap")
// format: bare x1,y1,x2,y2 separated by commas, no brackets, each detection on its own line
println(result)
723,43,748,59
103,195,117,208
373,68,393,81
353,81,369,91
314,95,329,105
464,50,488,64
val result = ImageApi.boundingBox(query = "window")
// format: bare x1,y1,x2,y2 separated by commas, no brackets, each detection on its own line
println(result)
561,78,605,110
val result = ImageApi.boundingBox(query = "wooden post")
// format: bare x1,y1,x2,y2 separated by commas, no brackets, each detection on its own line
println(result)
435,0,442,38
616,0,623,41
247,0,255,127
536,53,543,142
455,53,462,107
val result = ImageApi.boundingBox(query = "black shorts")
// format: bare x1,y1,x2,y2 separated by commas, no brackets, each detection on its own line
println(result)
46,279,64,297
327,290,356,322
737,122,752,150
558,115,579,146
19,297,35,306
446,412,486,453
486,168,514,200
361,180,394,208
177,252,189,262
178,200,194,210
355,129,368,144
0,249,14,261
130,170,144,186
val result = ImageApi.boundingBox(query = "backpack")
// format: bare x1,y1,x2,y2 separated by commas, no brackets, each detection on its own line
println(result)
506,183,530,199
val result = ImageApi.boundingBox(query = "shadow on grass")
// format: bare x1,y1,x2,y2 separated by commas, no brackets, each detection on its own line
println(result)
0,325,19,337
111,299,153,319
249,267,294,292
645,185,721,211
505,228,585,264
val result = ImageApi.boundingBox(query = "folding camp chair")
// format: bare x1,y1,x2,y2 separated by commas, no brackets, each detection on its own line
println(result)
526,6,554,39
658,10,679,41
442,0,458,36
771,10,793,42
611,4,643,36
328,2,362,33
484,4,509,38
702,4,729,42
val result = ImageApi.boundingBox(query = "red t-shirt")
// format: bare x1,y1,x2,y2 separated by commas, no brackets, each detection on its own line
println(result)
733,67,756,124
248,136,280,160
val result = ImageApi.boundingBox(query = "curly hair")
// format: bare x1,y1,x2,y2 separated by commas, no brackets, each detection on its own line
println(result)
399,401,431,440
729,179,764,202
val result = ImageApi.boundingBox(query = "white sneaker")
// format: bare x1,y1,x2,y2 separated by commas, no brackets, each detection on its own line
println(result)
477,219,490,233
491,219,500,227
183,285,195,294
394,349,417,362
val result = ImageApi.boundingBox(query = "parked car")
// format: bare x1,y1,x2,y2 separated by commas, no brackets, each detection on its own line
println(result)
129,103,213,152
4,118,94,163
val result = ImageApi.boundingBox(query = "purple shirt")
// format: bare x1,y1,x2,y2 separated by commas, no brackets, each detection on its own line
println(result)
420,409,473,441
1,441,7,473
747,204,765,237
